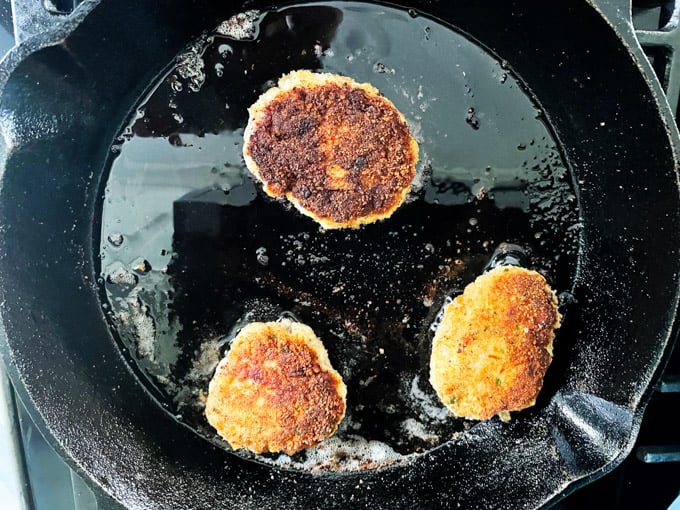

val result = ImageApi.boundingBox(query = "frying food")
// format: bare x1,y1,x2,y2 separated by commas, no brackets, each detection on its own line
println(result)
243,70,419,229
205,319,347,455
429,266,561,421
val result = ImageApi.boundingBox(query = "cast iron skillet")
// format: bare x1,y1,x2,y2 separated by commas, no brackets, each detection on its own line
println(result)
0,0,679,508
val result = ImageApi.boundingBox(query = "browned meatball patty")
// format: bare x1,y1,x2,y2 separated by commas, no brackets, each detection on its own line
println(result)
243,70,419,229
205,319,346,454
429,266,561,421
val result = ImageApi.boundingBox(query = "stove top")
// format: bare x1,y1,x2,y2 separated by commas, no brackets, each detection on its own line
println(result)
0,1,679,509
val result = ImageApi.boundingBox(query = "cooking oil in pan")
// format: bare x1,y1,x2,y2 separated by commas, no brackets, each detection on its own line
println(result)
97,1,580,472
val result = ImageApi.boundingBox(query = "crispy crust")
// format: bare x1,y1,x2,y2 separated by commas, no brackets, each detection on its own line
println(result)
243,70,419,229
205,319,346,454
429,266,561,421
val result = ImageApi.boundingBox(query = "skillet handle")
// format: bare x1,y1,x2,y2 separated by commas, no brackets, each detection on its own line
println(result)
0,0,97,94
10,0,81,44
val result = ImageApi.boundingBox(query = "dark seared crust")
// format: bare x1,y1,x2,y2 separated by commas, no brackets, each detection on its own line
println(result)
244,72,417,227
429,266,561,421
205,320,346,454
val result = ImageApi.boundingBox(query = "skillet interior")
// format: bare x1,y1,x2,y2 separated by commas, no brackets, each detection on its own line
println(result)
98,1,581,469
0,0,679,508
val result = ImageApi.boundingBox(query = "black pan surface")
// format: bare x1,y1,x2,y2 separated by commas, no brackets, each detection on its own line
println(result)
0,0,679,509
99,1,581,469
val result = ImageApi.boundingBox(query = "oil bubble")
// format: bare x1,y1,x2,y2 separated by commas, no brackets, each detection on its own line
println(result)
105,262,138,286
218,44,234,58
170,76,183,93
465,107,480,130
216,10,260,40
107,233,124,247
131,258,152,274
256,247,269,266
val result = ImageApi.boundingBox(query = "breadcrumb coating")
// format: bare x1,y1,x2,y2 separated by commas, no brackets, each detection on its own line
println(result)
429,266,561,421
243,70,419,229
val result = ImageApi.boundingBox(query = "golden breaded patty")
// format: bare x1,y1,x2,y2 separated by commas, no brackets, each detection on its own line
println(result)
243,70,419,229
205,319,346,454
429,266,561,421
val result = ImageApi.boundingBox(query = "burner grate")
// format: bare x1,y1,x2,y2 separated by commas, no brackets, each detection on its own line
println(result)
634,363,680,465
631,0,680,472
634,0,680,114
